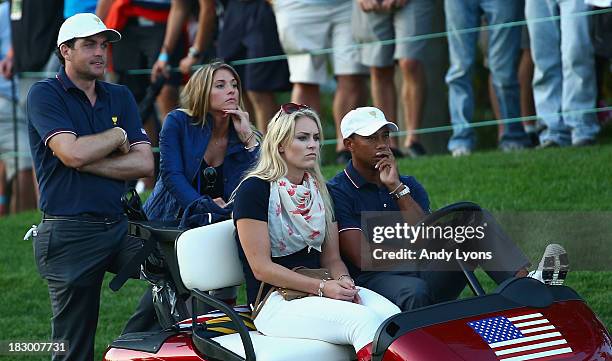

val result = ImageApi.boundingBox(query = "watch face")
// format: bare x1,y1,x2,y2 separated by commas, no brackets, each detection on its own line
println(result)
396,186,410,199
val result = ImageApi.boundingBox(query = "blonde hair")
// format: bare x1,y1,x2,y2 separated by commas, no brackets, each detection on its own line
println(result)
179,60,245,126
233,108,335,240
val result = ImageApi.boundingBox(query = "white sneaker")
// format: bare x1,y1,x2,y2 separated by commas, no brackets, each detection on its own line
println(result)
452,147,472,157
528,244,569,286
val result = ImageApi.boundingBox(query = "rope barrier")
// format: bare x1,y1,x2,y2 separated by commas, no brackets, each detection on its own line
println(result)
2,105,609,158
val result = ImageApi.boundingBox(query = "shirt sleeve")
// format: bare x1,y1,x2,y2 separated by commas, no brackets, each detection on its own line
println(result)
233,177,270,222
404,176,431,214
26,81,77,146
328,181,361,233
120,85,150,147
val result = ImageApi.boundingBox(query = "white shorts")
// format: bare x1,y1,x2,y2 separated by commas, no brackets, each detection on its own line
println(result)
273,0,368,84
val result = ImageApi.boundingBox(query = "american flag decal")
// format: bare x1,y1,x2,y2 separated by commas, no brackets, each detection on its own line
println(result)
468,312,573,361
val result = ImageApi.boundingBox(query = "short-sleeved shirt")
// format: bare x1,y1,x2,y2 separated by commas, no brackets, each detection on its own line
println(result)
27,66,150,216
232,177,321,307
327,160,431,276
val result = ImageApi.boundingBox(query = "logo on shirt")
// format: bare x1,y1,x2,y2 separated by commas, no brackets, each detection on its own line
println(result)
112,116,118,126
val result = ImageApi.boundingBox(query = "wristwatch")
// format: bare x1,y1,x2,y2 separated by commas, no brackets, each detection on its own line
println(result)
188,46,201,59
393,185,411,199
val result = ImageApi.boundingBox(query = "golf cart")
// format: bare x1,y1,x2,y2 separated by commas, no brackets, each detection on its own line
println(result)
103,202,611,361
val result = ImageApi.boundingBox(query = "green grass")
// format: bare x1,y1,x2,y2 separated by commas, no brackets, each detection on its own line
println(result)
1,143,610,360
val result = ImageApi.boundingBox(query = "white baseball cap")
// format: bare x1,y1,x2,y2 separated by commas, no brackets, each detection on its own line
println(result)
340,107,399,139
57,13,121,47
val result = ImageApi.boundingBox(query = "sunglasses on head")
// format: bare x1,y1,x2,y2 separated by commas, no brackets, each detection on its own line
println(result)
272,103,311,123
280,102,310,114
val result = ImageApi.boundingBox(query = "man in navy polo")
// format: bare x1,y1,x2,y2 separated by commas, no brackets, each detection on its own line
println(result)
328,107,436,311
328,107,536,311
27,13,153,361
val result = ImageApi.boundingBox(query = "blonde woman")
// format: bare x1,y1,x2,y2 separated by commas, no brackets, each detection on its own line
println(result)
125,61,259,333
232,104,400,361
144,60,259,221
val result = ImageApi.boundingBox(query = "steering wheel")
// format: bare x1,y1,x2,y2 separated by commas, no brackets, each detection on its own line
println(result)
416,201,487,296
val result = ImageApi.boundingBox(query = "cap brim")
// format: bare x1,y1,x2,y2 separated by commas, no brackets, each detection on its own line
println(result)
83,29,121,43
58,29,121,47
353,121,399,137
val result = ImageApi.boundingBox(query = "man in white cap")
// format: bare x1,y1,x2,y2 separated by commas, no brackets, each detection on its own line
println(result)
327,107,434,310
27,13,153,360
328,107,550,312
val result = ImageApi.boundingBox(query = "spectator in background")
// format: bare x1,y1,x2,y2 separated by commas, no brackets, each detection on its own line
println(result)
353,0,436,158
100,0,182,190
100,0,181,121
516,23,538,146
588,0,612,125
272,0,368,163
7,0,63,110
217,0,291,132
151,0,217,81
0,0,37,215
445,0,530,157
480,7,539,146
526,0,600,147
152,0,289,133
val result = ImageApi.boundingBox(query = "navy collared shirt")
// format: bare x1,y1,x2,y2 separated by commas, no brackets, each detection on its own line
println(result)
328,161,431,277
328,160,431,234
27,66,150,216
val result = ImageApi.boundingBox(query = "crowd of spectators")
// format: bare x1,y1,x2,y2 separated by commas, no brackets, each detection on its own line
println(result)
0,0,610,215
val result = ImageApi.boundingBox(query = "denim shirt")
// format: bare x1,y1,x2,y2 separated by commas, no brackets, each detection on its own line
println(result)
143,109,258,221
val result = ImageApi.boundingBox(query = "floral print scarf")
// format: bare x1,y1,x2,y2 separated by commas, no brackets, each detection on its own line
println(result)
268,172,326,257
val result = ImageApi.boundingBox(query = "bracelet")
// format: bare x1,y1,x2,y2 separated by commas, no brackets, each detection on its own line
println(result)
245,141,259,151
388,183,403,195
188,46,201,59
157,52,169,63
243,131,255,145
317,279,327,297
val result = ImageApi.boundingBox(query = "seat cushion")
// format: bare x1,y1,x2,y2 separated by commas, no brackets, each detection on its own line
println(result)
213,331,356,361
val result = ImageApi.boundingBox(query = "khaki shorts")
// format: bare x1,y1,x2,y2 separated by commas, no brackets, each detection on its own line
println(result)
352,0,436,67
273,0,367,84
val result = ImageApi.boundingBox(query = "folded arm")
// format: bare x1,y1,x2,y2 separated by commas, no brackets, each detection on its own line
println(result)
48,127,127,169
78,143,154,180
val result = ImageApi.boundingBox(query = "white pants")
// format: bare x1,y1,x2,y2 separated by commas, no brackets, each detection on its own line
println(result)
254,287,401,351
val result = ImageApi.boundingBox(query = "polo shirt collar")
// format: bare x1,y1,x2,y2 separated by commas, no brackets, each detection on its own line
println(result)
343,160,369,189
56,66,109,97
